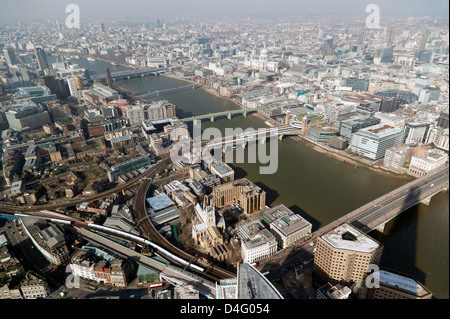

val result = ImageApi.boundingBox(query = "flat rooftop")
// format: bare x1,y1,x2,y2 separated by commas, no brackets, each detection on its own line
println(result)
147,193,175,211
321,223,380,253
379,270,430,297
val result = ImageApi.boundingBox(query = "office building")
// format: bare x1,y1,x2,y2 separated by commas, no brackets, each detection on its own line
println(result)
339,115,381,141
261,204,312,249
5,100,52,131
403,121,430,144
419,29,430,50
210,178,266,214
21,218,70,266
308,123,340,143
209,161,235,183
107,155,152,182
3,48,19,66
34,47,50,72
313,223,383,286
105,67,113,88
350,124,403,160
384,145,410,169
238,220,277,264
125,100,176,126
365,268,432,299
408,151,448,177
19,272,50,299
385,28,395,45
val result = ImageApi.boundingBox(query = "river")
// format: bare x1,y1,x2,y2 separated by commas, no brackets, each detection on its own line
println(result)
56,56,449,299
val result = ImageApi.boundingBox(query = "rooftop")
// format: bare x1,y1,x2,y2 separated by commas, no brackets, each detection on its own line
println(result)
321,223,380,253
237,263,283,299
379,270,430,297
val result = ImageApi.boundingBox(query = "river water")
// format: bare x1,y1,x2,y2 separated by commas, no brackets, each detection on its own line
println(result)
59,56,449,299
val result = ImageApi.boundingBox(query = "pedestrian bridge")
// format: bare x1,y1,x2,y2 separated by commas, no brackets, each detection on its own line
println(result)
135,84,202,99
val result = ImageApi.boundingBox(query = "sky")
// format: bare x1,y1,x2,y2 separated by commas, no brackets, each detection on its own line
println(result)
0,0,448,22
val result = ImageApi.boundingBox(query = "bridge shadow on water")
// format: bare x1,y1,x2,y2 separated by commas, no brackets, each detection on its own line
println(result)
368,184,428,295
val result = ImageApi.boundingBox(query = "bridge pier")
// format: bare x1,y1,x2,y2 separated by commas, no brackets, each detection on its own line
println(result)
260,138,266,144
278,134,284,140
243,110,247,117
193,118,199,126
228,113,232,120
210,116,215,123
242,141,247,149
420,196,433,206
376,223,385,233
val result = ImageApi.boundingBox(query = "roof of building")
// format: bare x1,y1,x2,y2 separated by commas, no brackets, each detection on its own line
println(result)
379,270,430,297
237,263,283,299
321,223,380,253
147,193,175,211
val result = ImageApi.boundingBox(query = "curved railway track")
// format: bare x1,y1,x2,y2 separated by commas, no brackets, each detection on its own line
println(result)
132,161,236,281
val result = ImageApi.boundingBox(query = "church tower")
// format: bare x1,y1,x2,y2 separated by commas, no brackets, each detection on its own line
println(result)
302,115,309,136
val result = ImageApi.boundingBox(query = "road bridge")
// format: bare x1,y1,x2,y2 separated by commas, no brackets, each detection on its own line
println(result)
91,67,167,82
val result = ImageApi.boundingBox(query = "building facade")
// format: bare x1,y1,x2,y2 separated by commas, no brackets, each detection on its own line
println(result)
313,223,383,286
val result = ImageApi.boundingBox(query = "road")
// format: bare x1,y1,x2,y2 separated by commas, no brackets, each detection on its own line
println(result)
259,165,449,287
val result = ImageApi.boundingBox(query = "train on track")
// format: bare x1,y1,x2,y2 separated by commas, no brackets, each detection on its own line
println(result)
12,211,206,274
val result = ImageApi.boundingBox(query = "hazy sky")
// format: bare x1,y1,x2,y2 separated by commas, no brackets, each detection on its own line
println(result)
0,0,448,22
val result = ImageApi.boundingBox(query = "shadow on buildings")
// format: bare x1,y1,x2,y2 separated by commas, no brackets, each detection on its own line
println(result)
254,181,279,206
369,185,427,292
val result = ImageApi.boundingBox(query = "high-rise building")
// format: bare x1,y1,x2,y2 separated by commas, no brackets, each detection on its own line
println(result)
313,223,383,286
357,29,365,45
34,47,49,72
3,48,19,66
105,67,113,88
385,28,395,45
419,29,430,50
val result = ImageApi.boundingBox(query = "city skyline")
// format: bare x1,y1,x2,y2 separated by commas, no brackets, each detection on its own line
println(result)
0,0,449,23
0,0,448,303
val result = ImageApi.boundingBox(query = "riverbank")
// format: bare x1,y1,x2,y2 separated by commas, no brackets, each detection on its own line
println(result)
290,135,412,180
156,73,411,180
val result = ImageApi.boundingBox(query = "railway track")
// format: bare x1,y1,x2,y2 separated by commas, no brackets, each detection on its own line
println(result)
132,164,236,281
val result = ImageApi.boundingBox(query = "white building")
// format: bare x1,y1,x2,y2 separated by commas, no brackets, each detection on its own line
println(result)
238,220,277,264
408,151,448,177
403,121,430,144
426,127,449,151
350,124,403,161
384,145,410,169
